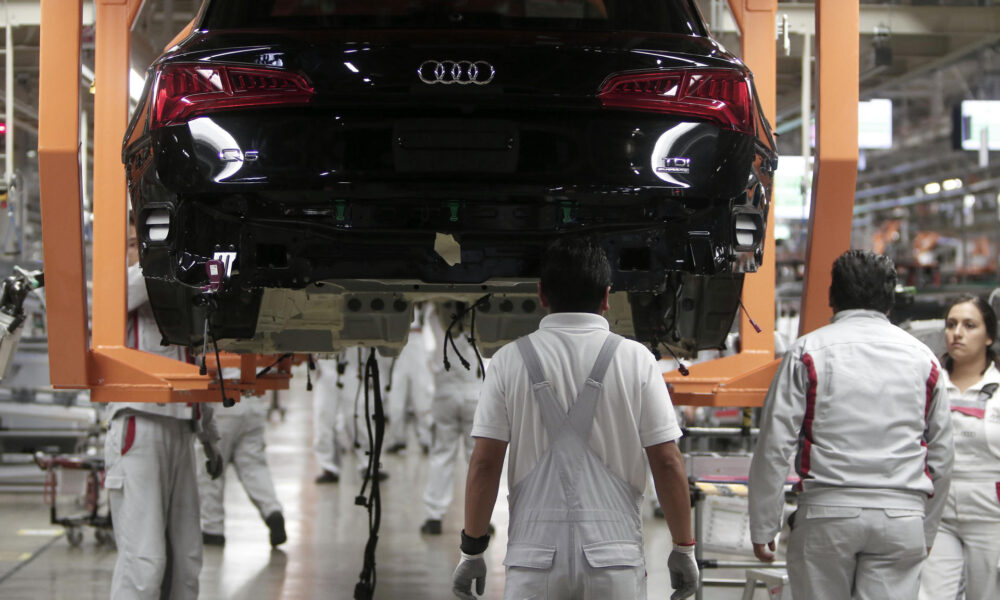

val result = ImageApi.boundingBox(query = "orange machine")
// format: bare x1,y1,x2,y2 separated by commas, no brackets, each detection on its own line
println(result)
39,0,859,407
38,0,291,403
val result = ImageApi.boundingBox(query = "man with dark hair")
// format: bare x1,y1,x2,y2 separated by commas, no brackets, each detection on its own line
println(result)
452,237,699,599
748,249,954,600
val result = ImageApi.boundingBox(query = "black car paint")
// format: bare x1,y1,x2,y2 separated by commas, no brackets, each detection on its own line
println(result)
123,22,776,355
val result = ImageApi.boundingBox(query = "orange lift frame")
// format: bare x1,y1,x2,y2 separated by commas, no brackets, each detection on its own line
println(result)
38,0,859,406
38,0,289,403
664,0,859,406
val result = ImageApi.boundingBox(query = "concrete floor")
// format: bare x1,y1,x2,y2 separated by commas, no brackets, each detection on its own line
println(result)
0,374,778,600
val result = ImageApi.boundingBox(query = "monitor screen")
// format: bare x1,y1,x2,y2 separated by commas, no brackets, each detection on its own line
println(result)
954,100,1000,151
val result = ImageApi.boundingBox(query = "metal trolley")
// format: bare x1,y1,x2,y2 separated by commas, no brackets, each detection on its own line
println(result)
33,452,113,547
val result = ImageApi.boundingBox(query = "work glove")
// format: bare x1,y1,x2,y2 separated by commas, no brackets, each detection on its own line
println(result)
451,552,486,599
203,441,224,480
667,543,699,600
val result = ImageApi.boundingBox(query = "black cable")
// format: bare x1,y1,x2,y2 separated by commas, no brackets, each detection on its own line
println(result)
466,294,490,379
305,354,314,392
354,349,385,600
209,329,236,407
659,342,690,377
256,353,294,378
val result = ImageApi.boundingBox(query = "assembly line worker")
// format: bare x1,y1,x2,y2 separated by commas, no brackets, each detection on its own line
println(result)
104,237,224,600
197,393,287,548
453,237,699,600
313,347,392,483
919,294,1000,600
419,303,482,535
748,249,954,600
386,304,435,454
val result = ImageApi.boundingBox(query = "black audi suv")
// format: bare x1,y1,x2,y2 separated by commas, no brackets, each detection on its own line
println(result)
123,0,776,358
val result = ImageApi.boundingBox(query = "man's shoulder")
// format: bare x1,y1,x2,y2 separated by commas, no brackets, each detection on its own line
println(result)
797,317,938,361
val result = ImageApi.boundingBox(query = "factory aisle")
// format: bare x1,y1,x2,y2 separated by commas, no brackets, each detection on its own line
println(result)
0,369,766,599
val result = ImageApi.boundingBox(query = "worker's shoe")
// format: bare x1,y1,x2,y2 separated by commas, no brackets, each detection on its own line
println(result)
202,532,226,546
420,519,442,535
385,443,407,454
265,512,287,547
314,470,339,484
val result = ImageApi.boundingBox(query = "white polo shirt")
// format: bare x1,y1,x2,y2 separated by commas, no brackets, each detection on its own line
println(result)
471,312,682,492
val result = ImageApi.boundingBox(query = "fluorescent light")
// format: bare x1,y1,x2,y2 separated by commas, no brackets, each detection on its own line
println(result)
923,182,941,195
942,178,963,191
344,62,359,73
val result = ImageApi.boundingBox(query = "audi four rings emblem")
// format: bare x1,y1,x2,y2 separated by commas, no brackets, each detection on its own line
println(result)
418,60,495,85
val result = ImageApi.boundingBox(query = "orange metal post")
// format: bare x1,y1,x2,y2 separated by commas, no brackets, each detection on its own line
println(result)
663,0,779,406
38,0,89,388
799,0,860,335
91,0,139,349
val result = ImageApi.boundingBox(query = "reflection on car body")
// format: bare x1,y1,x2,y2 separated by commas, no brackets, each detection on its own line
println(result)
122,0,777,358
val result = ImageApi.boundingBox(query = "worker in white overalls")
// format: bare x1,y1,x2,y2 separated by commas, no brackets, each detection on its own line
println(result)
453,238,699,599
313,346,392,483
104,237,222,600
420,303,481,534
385,304,434,454
196,393,286,548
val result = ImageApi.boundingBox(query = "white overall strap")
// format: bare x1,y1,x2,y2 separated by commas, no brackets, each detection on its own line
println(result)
567,334,623,441
515,336,571,440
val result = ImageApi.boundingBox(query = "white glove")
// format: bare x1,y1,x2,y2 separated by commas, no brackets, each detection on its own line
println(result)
203,441,224,480
667,543,699,600
451,552,486,599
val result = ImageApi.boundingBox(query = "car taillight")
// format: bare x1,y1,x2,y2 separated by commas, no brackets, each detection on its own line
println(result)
150,63,314,129
598,69,754,135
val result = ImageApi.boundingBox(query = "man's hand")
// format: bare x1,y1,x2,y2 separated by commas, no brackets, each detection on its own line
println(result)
203,442,224,480
753,540,776,563
452,552,486,599
667,543,699,599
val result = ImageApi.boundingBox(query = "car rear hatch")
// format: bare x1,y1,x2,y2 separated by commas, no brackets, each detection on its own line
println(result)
139,0,759,196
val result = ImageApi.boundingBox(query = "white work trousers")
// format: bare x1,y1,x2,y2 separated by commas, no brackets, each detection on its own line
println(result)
918,480,1000,600
787,505,926,600
313,353,388,476
197,412,282,535
423,388,479,519
313,363,349,476
105,413,202,600
387,337,434,449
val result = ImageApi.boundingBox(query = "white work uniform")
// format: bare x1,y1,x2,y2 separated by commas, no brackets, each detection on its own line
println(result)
919,363,1000,600
104,264,217,600
749,309,954,600
197,396,282,537
387,309,434,450
472,313,682,599
422,312,482,520
313,348,392,476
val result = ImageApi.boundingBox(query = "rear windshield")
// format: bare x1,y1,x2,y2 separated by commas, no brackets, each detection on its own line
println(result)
201,0,707,35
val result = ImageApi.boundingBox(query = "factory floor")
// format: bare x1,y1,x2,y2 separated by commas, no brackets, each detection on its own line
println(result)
0,374,779,600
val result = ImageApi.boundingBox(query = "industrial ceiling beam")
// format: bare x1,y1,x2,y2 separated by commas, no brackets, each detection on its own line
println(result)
711,3,1000,37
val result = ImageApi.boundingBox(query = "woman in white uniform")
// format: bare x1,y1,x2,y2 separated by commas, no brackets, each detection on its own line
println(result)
919,294,1000,600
